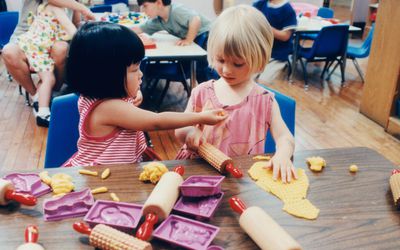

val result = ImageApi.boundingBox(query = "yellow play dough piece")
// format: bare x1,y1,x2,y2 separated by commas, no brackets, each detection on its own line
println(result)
306,156,326,172
139,162,169,184
253,155,271,161
39,171,74,195
101,168,111,179
283,199,319,219
349,164,358,173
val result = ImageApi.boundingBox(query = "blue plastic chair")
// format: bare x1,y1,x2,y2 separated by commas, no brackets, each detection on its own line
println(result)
297,25,349,88
258,84,296,153
301,7,334,40
327,24,375,83
44,93,80,168
104,0,128,5
90,5,112,13
0,11,18,49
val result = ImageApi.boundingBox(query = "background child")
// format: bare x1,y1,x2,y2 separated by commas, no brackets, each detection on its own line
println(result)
17,2,78,127
175,5,297,183
63,22,227,167
133,0,211,46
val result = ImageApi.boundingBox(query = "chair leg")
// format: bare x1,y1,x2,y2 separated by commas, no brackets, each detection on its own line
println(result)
157,80,170,110
339,58,345,85
320,60,330,79
25,90,31,106
326,61,340,80
178,63,190,97
7,72,13,82
19,85,23,95
286,58,292,80
352,59,365,83
299,59,308,89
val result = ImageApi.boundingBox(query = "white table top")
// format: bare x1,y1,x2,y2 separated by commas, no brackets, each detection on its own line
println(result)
295,17,361,33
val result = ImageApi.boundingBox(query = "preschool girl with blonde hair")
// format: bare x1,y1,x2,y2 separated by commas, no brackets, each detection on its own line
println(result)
175,5,297,183
63,22,227,167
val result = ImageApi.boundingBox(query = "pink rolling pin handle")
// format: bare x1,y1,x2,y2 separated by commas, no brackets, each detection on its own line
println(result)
391,169,400,175
173,165,185,176
225,163,243,178
73,221,92,236
4,189,37,206
25,225,39,243
136,213,158,241
229,197,247,215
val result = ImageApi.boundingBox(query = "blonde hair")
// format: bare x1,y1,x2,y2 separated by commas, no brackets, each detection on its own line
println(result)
207,5,274,73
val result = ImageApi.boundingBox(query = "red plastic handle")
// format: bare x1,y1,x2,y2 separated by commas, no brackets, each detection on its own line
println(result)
4,189,37,206
73,221,92,236
25,225,39,243
229,197,247,215
225,163,243,178
392,169,400,175
173,165,185,176
136,213,158,241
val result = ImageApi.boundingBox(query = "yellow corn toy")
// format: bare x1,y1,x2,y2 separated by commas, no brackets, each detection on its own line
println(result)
91,187,108,194
79,169,98,176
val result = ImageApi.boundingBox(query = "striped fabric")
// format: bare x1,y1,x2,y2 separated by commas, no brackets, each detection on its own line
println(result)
63,96,147,167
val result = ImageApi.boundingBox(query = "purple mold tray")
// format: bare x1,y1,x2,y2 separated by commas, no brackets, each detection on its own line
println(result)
173,192,224,220
180,176,225,197
84,200,142,233
3,173,51,197
153,214,220,250
43,188,94,221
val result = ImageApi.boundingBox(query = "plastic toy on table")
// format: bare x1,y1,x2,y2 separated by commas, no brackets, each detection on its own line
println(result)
0,179,37,206
3,173,51,197
43,188,94,221
229,197,302,250
73,222,152,250
152,214,220,250
198,143,243,178
16,225,45,250
100,12,148,27
180,175,224,197
84,200,143,233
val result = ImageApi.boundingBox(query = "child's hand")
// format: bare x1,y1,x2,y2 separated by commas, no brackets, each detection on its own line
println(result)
176,39,193,46
263,153,298,183
200,109,228,125
185,127,204,151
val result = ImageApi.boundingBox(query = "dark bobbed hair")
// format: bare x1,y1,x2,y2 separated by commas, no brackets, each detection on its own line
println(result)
66,22,145,99
137,0,171,6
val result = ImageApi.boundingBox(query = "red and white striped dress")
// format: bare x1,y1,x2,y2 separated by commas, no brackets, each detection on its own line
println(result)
63,96,147,167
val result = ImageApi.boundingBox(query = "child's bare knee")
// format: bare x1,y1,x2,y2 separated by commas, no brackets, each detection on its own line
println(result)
2,44,23,66
51,42,69,63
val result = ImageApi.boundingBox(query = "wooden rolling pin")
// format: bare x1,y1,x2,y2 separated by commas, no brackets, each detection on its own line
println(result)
136,166,185,241
390,169,400,208
73,222,152,250
0,179,37,206
229,197,302,250
16,225,44,250
198,143,243,178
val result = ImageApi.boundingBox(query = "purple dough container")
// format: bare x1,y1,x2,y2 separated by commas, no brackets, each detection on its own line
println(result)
180,176,225,197
84,200,143,233
153,214,220,250
43,188,94,221
3,173,51,197
173,192,224,220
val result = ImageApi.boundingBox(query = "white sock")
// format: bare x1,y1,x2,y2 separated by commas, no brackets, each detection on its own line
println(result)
32,93,39,102
37,107,50,117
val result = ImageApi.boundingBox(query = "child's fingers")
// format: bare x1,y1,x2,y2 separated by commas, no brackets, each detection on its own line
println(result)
286,165,292,183
291,166,298,179
280,165,287,184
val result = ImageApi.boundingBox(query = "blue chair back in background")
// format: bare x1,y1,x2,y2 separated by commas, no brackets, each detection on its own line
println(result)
317,7,334,18
105,0,128,5
44,94,80,168
258,84,296,154
90,5,112,13
310,25,349,59
347,23,375,59
0,11,19,49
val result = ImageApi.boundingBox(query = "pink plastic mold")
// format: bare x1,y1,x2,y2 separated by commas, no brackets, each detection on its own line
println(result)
3,173,51,197
180,176,225,197
84,200,143,233
43,188,94,221
153,214,220,250
173,192,224,220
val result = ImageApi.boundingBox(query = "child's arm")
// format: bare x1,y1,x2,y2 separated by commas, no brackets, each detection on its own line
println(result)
265,100,297,183
72,9,82,27
176,16,201,46
47,5,77,38
272,27,293,42
131,26,144,34
48,0,95,21
175,101,204,151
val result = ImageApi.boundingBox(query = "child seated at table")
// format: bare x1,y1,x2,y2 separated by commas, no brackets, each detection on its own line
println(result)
62,22,227,167
175,5,297,183
17,3,78,127
132,0,211,46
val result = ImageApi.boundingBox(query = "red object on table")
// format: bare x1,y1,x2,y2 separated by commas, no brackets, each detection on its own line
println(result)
25,225,40,244
229,196,247,214
226,163,243,178
5,189,37,206
135,213,158,241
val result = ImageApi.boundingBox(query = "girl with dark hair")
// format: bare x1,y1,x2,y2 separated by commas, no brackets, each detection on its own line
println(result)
63,22,227,167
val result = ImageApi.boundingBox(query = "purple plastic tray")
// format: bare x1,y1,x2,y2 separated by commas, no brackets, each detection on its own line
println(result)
43,188,94,221
84,200,142,233
3,173,51,197
180,176,225,197
173,192,224,220
153,214,220,250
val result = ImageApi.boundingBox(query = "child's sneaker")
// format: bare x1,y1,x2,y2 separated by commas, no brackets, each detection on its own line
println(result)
36,114,50,128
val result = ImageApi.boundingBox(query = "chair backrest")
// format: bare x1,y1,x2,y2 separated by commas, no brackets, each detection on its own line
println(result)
361,23,375,55
44,93,80,168
0,11,19,49
258,84,296,154
311,25,349,59
317,7,334,18
90,5,112,13
105,0,128,5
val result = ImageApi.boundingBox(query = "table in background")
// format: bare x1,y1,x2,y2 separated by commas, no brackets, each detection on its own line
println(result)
0,147,399,249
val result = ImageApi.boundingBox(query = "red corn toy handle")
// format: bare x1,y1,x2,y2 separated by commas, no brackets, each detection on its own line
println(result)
392,169,400,175
25,225,39,243
5,189,37,206
173,165,185,176
136,213,158,241
226,163,243,178
229,197,247,215
73,221,92,236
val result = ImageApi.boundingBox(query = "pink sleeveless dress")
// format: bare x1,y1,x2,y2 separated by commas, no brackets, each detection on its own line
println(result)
176,80,275,159
63,96,147,167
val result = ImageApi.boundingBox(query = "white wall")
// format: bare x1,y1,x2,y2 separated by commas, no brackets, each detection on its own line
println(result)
5,0,23,11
